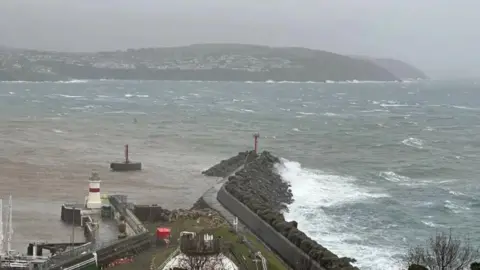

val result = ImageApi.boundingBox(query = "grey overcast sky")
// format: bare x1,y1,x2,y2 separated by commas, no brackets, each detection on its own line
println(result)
0,0,478,78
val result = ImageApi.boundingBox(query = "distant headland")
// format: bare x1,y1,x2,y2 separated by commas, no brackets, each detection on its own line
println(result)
0,43,427,82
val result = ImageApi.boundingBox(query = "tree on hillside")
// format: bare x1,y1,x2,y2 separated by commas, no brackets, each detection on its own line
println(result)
471,262,480,270
408,264,428,270
404,229,479,270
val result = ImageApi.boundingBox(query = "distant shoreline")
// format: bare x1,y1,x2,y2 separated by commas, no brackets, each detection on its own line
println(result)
0,78,422,84
0,43,427,82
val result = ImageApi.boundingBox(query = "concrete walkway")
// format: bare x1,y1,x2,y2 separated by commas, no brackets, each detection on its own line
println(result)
201,166,246,230
201,166,292,270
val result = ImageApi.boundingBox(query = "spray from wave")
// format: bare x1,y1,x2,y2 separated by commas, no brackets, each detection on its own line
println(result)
275,158,403,270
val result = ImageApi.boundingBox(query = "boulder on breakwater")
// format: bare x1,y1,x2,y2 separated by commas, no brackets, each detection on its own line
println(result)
224,151,359,270
134,204,224,226
202,150,255,177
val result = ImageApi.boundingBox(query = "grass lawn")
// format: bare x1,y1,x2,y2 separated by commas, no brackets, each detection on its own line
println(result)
151,217,287,270
211,226,287,270
109,215,287,270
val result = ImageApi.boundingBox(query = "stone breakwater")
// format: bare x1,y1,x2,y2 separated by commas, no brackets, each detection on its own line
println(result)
213,151,358,270
226,151,293,212
202,150,254,177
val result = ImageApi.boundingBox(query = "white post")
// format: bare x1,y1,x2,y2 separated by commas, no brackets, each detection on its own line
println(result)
233,217,238,232
6,195,13,254
32,244,37,259
0,199,3,255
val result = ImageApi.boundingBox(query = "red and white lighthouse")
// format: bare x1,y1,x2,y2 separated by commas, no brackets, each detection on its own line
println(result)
86,171,102,209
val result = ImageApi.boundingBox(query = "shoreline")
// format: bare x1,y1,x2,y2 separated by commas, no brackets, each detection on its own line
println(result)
0,78,422,84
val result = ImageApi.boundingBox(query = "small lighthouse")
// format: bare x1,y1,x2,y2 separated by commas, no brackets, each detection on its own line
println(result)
86,171,102,209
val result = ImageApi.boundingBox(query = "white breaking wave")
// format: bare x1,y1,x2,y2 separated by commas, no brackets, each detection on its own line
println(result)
401,137,424,149
444,200,470,214
275,159,401,270
379,171,410,183
0,79,89,84
54,94,84,99
245,80,411,84
124,93,150,98
450,105,480,111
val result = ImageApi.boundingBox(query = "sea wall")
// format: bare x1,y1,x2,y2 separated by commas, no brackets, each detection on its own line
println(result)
49,195,150,269
109,195,147,234
217,186,323,269
96,232,151,266
214,151,358,270
60,205,82,226
48,252,96,270
202,150,255,177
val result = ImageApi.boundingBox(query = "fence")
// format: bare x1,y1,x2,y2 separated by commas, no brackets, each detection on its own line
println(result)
156,248,180,270
217,186,325,270
109,195,147,234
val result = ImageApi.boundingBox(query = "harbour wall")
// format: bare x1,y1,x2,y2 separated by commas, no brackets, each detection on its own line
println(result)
60,205,82,226
133,204,169,223
95,232,151,265
217,185,325,270
109,195,147,234
47,232,151,270
48,252,96,270
46,195,149,269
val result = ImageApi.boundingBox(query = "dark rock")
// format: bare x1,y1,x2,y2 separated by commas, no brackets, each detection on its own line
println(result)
133,205,171,222
225,150,359,270
202,151,255,177
408,265,428,270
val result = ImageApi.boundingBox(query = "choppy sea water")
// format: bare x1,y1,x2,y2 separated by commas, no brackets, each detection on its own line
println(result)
0,79,479,269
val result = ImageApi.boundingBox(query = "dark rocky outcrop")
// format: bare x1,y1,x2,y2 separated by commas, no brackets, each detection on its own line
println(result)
202,150,254,178
223,151,359,270
169,209,226,227
133,203,225,227
133,205,171,222
225,151,292,212
408,265,428,270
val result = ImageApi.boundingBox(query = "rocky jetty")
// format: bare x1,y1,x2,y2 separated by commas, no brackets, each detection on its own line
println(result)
226,151,293,212
224,151,359,270
202,150,254,177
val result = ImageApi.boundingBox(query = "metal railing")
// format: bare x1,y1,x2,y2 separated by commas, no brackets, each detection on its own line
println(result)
109,195,147,234
156,248,180,270
40,195,148,269
39,242,95,269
